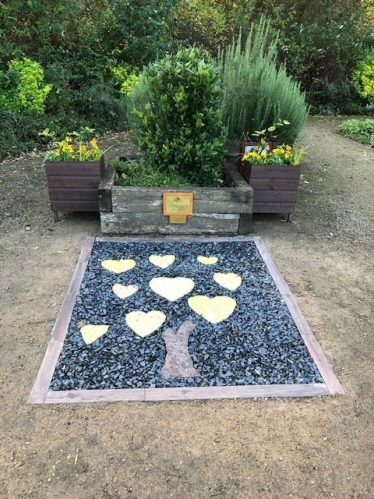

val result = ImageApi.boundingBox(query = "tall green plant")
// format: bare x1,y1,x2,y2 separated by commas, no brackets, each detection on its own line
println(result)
129,46,227,186
219,18,308,143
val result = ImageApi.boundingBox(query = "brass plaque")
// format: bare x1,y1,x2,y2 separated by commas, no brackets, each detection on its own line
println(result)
163,192,193,216
169,215,187,224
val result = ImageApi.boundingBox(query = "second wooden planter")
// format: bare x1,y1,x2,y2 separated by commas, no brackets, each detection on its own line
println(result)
45,157,105,221
240,162,301,220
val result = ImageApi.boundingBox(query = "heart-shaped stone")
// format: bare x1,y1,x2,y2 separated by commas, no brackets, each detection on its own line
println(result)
213,272,242,291
80,324,109,345
197,256,218,265
149,277,194,302
112,283,138,299
149,254,175,268
126,310,166,338
101,259,136,274
188,296,236,323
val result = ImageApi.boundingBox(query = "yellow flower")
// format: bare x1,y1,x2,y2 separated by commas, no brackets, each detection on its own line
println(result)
90,138,99,149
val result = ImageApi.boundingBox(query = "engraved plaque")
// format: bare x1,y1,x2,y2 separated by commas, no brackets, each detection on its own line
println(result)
163,192,193,217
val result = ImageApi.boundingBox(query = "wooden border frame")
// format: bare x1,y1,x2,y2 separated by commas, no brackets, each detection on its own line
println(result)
28,236,343,404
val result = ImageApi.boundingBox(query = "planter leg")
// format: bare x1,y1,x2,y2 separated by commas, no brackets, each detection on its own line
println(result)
287,213,293,223
52,208,59,222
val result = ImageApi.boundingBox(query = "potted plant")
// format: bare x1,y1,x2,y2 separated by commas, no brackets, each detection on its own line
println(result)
241,141,305,221
44,127,106,221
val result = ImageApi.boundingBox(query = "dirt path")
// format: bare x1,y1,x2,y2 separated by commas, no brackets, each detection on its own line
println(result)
0,117,373,498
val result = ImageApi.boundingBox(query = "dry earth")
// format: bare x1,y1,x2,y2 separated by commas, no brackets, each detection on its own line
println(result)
0,117,373,499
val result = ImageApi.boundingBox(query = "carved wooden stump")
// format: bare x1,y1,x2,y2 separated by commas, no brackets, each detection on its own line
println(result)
161,321,200,379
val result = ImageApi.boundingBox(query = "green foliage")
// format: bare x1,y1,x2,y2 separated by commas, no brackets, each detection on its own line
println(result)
172,0,257,55
129,46,227,187
0,109,47,160
113,159,195,187
110,65,140,97
260,0,373,113
219,19,308,144
338,119,374,146
353,51,374,102
0,58,51,113
108,0,177,65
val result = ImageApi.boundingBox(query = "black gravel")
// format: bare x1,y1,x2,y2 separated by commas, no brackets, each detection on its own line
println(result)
49,240,323,391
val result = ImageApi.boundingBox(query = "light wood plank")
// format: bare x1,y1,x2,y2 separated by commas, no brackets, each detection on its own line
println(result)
254,236,344,396
300,335,344,395
144,386,240,401
45,388,145,403
27,238,95,404
238,383,330,398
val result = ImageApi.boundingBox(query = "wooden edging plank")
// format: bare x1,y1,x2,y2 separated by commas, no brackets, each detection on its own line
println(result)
42,383,329,404
27,238,95,404
29,236,343,404
253,236,344,396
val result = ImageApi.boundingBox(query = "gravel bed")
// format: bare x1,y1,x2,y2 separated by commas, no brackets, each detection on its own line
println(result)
49,240,323,390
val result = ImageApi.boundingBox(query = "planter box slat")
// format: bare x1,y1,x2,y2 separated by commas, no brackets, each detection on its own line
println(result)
45,161,105,176
47,176,103,189
99,164,253,235
244,165,301,180
244,178,300,191
100,212,240,235
252,191,300,203
47,188,100,201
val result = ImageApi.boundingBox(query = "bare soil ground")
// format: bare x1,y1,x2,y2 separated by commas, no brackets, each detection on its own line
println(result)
0,117,373,499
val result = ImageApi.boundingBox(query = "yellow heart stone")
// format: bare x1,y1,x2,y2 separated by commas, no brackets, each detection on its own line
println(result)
80,324,109,345
101,259,136,274
112,283,138,299
213,272,242,291
149,277,194,302
197,256,218,265
149,254,175,268
126,310,166,338
188,296,236,324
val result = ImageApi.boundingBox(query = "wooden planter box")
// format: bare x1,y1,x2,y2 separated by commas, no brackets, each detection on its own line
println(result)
240,162,301,218
45,157,105,221
99,164,254,235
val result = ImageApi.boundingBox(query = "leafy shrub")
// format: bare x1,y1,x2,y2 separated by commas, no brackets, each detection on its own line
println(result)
0,58,52,114
72,83,128,133
110,65,140,97
129,46,227,187
353,51,374,103
0,110,48,160
338,119,374,146
219,19,308,144
109,0,177,65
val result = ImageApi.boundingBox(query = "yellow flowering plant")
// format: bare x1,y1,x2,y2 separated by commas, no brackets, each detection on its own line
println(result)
44,127,105,161
242,142,305,165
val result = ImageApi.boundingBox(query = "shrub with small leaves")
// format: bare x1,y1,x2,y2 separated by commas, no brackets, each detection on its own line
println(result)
129,46,227,187
0,58,52,114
